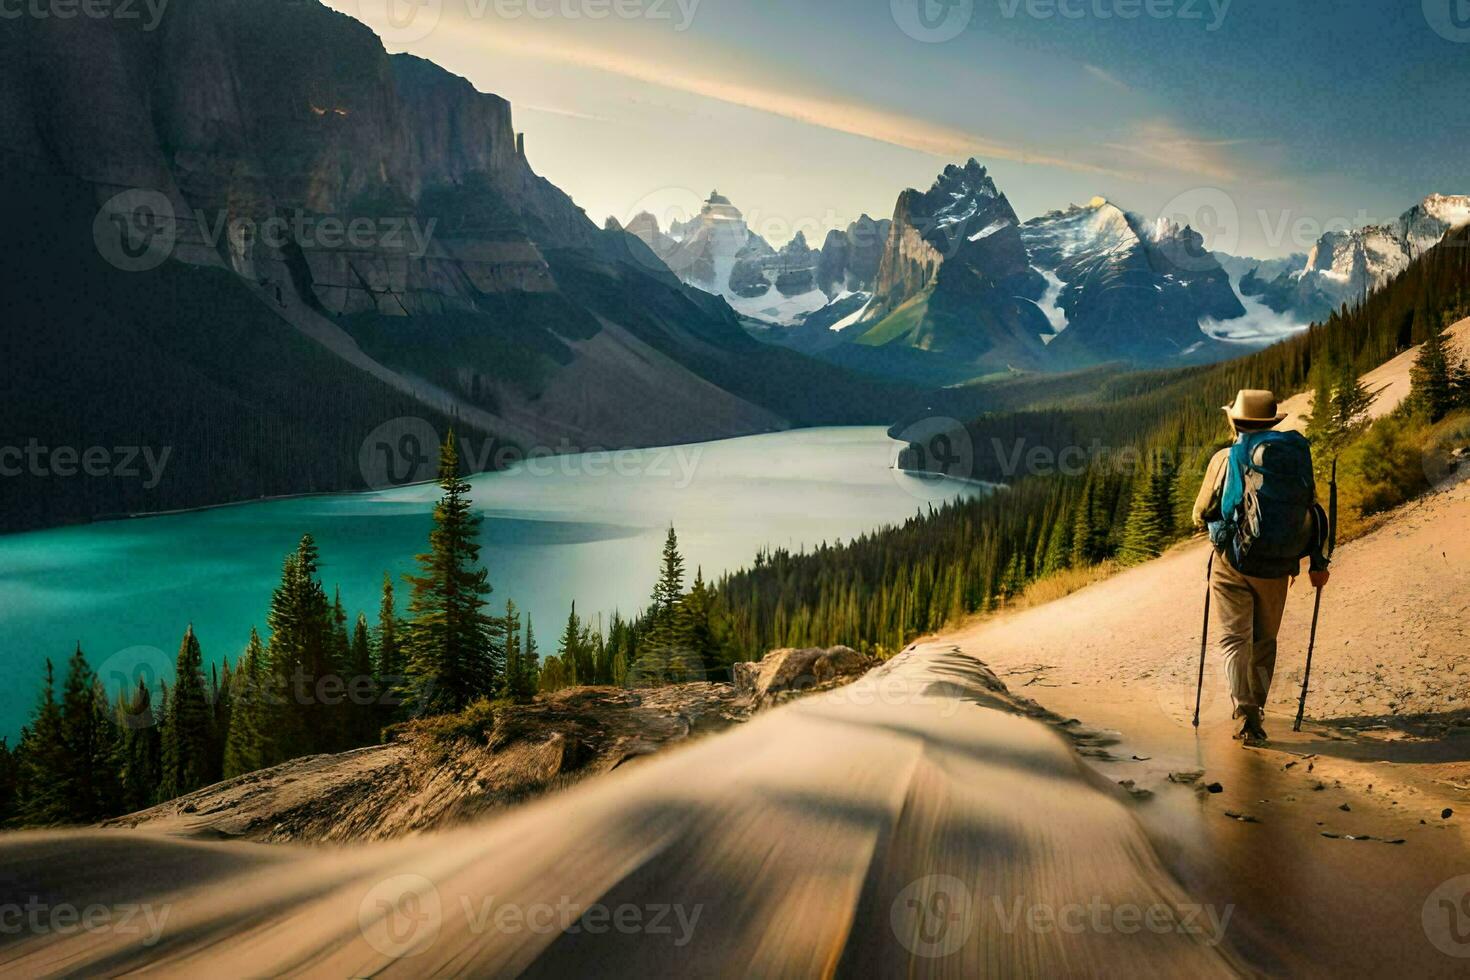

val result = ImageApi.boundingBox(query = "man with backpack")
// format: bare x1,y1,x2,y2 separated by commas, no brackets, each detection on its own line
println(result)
1193,390,1331,744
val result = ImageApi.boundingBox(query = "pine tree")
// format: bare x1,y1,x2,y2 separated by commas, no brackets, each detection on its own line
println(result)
16,660,66,825
209,661,232,782
650,526,686,621
501,600,522,699
264,537,334,762
0,738,17,827
1119,455,1176,566
557,602,583,686
117,679,162,813
680,568,719,680
222,628,268,779
58,646,122,822
636,527,694,685
520,617,541,698
160,626,213,800
403,431,499,713
348,612,377,745
376,572,403,691
1411,327,1456,421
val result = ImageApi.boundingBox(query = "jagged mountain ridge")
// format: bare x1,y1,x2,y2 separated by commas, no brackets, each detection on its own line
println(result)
1019,198,1245,364
826,161,1245,382
1238,194,1470,323
626,193,889,326
0,0,911,532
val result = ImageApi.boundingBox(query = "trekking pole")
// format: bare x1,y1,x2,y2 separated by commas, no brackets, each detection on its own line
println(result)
1193,552,1215,729
1294,459,1338,732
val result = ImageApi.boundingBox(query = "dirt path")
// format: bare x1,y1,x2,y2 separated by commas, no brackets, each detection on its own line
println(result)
0,651,1244,977
927,478,1470,975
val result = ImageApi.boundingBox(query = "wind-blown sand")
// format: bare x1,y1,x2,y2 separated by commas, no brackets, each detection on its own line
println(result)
0,651,1241,976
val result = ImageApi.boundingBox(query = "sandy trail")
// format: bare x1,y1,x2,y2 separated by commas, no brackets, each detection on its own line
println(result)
0,650,1241,977
935,479,1470,975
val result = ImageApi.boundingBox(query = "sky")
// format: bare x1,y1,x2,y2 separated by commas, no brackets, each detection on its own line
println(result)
330,0,1470,258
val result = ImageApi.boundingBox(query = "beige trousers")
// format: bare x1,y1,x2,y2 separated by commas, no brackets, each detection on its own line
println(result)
1211,555,1291,717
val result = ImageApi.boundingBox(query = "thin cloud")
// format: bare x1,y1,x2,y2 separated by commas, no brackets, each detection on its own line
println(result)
473,31,1138,180
1103,120,1258,183
1083,64,1130,92
522,104,613,123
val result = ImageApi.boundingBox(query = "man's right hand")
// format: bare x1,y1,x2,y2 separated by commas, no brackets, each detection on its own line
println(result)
1310,570,1330,590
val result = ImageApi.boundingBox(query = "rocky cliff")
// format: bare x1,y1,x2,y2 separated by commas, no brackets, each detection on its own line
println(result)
1020,199,1245,365
0,0,911,531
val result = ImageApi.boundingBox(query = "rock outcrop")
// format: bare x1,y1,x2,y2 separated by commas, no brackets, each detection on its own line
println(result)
732,646,874,707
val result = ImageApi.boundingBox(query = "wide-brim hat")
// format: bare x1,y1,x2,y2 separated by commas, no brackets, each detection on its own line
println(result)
1222,389,1287,426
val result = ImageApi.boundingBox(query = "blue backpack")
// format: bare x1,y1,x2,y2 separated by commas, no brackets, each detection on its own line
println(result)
1210,430,1322,576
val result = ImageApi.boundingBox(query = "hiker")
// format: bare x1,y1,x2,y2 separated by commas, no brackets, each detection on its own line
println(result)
1193,390,1330,744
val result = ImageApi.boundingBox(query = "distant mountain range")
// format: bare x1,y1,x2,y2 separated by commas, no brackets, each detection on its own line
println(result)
624,194,890,326
1228,194,1470,325
0,0,912,531
724,161,1253,384
664,163,1470,386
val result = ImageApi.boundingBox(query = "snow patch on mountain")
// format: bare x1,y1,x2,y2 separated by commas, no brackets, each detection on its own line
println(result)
1202,291,1308,344
970,218,1013,242
1033,267,1069,343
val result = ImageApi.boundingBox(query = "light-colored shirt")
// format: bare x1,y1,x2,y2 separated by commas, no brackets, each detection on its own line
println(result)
1192,448,1231,529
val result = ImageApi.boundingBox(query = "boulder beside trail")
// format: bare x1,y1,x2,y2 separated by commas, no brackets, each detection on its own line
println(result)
733,646,875,707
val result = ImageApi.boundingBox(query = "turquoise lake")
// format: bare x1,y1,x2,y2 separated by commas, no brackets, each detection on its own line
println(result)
0,427,984,738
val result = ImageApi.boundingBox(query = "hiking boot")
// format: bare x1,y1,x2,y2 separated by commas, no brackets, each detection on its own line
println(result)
1233,707,1269,745
1239,707,1269,746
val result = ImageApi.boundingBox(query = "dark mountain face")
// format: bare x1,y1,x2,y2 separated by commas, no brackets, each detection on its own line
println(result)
847,160,1051,379
1020,201,1245,365
814,161,1252,383
816,215,890,296
0,0,910,532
